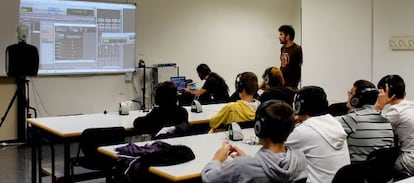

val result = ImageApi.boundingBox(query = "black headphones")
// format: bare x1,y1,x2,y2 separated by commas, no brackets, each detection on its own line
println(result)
293,93,305,115
254,100,295,141
350,88,379,108
264,67,273,85
235,72,246,93
293,86,328,116
255,100,294,138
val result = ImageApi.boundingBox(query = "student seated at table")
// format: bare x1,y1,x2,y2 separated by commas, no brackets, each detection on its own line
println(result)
259,66,285,90
375,74,414,178
209,72,260,132
257,66,295,105
336,79,394,163
183,63,230,104
133,81,189,139
202,100,308,183
286,86,350,183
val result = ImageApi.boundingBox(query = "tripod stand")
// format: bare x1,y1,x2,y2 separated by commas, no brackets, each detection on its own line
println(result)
0,76,36,142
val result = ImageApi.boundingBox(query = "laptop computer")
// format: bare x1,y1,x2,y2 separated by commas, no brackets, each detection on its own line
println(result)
170,76,186,91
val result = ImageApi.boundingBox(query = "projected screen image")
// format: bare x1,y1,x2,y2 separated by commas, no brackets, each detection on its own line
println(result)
19,0,136,75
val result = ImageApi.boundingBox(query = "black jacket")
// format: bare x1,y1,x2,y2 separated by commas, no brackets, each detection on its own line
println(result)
133,105,189,138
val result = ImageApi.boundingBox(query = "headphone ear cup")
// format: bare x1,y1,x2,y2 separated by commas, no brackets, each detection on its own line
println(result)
294,94,303,115
254,118,264,137
294,100,301,115
265,74,270,84
350,95,360,107
235,74,243,93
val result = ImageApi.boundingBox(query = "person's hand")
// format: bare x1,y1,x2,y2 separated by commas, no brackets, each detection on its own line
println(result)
155,126,176,137
375,84,395,111
228,145,246,158
184,87,191,93
213,141,232,162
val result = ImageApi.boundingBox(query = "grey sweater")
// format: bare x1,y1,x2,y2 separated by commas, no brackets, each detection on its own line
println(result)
201,146,307,183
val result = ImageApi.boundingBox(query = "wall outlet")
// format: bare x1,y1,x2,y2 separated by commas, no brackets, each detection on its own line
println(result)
389,36,414,50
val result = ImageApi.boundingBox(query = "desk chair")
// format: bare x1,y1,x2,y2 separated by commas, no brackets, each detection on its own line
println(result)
69,127,126,183
332,147,399,183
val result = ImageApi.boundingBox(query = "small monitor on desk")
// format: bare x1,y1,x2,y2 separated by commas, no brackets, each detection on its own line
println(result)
171,76,186,91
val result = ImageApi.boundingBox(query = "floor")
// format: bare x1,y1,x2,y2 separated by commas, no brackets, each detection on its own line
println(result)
0,142,105,183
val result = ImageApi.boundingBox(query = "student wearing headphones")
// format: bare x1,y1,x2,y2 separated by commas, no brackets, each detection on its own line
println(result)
336,80,394,163
259,66,285,89
209,72,260,132
375,75,414,177
258,66,295,105
133,81,189,139
184,63,230,104
202,100,307,183
285,86,350,183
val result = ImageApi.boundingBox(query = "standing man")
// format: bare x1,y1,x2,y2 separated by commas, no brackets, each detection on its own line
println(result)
278,25,303,90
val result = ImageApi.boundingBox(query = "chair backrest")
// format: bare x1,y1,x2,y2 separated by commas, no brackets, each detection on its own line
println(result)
366,146,399,182
79,126,126,158
332,147,399,183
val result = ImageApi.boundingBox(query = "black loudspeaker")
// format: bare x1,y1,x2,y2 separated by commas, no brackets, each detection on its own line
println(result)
255,100,280,137
5,42,39,76
235,72,246,93
350,88,379,108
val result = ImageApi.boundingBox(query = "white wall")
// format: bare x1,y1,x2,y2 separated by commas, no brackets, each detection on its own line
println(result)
373,0,414,99
301,0,414,103
135,0,301,94
301,0,373,103
0,0,301,118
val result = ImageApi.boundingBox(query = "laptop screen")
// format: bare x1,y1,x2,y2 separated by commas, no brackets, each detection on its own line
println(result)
170,76,186,91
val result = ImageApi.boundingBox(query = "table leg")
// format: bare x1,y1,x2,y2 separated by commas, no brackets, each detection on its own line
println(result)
63,142,71,183
31,128,38,183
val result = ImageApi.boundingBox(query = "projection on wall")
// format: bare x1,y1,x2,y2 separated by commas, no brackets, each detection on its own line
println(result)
19,0,136,75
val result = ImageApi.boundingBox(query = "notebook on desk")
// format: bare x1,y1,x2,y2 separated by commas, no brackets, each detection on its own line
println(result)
170,76,186,91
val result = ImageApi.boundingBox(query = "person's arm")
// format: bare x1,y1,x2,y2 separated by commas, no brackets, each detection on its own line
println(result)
336,115,356,135
184,87,208,97
201,142,244,183
209,104,233,130
375,84,395,111
133,111,158,135
174,107,190,133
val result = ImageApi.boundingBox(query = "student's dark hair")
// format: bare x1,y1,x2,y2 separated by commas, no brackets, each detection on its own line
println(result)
377,74,405,99
154,81,178,106
295,86,328,116
262,67,285,88
196,63,211,79
237,72,258,95
261,101,295,143
278,25,295,41
353,80,378,105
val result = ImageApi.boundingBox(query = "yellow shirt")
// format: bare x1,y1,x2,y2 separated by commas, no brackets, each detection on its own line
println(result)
209,100,257,130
